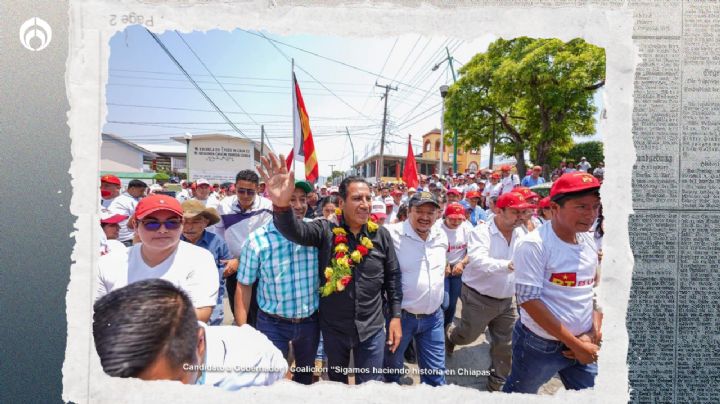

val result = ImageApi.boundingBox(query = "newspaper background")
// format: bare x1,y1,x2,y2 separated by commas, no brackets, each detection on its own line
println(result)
62,1,717,403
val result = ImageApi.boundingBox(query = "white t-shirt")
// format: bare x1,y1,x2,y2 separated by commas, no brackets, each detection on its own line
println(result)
215,195,273,257
441,221,473,265
193,194,220,210
483,182,502,199
386,221,448,315
201,323,288,390
513,223,599,340
107,192,141,242
96,241,219,309
100,197,115,209
500,174,520,195
176,188,191,203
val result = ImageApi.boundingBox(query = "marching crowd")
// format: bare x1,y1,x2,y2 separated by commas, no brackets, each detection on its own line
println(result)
93,155,605,394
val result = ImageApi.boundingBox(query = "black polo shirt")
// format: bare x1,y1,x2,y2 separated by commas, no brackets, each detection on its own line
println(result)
273,208,402,342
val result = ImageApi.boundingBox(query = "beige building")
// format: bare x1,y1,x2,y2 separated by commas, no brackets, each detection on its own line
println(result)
420,128,481,175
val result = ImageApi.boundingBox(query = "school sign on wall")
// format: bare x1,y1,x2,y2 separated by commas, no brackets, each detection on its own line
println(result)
173,133,259,183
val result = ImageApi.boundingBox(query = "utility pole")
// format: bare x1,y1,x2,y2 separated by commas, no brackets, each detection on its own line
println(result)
345,126,356,174
375,81,397,182
329,164,336,183
260,125,265,156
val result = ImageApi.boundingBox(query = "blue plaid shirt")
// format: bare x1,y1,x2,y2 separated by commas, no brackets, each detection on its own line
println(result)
181,231,232,325
237,221,319,319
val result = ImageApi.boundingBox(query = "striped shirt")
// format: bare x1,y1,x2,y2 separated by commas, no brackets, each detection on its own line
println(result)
237,221,319,319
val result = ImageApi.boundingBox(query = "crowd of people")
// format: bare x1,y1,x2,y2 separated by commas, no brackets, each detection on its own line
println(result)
93,155,605,394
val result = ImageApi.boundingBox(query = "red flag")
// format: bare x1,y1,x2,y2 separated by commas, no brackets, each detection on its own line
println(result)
402,135,419,188
292,72,319,183
285,149,294,170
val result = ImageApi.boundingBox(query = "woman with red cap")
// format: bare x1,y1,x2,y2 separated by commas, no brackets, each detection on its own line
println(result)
440,203,473,330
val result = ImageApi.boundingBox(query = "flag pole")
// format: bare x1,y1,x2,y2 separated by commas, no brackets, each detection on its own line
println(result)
291,58,296,174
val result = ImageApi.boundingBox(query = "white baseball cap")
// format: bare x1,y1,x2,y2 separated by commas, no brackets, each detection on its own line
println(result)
371,200,387,218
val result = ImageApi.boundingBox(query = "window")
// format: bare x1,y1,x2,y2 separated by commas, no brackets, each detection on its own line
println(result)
424,141,431,152
435,141,440,151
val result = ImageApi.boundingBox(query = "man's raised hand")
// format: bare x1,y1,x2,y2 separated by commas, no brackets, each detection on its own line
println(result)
257,153,295,208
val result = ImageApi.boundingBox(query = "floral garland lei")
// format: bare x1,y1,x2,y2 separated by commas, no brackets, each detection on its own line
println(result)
320,209,379,297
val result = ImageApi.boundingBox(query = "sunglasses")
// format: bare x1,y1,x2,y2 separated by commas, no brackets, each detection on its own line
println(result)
236,187,256,196
139,219,182,231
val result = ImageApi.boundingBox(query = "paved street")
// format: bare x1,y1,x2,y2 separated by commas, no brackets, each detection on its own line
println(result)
221,294,562,394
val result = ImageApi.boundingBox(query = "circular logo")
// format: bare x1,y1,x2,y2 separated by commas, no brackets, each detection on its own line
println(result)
19,17,52,51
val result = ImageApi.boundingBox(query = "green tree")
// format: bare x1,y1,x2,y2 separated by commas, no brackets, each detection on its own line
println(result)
567,140,604,168
328,170,344,181
444,37,605,176
154,172,170,185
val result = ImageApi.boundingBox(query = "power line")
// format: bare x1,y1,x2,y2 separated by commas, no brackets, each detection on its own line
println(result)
174,31,274,152
106,102,377,120
237,28,428,92
257,32,376,122
387,35,423,86
144,28,249,139
109,68,379,86
394,64,448,126
109,73,380,94
359,37,399,112
105,83,404,98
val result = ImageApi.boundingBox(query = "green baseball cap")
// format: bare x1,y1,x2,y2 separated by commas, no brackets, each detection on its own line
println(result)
294,180,313,194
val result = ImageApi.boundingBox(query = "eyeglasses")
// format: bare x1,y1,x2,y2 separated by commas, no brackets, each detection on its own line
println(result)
236,188,256,196
139,219,182,231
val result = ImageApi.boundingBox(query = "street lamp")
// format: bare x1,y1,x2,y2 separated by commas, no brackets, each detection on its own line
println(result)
439,85,449,177
432,47,459,173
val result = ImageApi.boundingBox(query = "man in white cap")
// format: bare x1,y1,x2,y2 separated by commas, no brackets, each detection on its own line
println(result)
176,180,191,202
193,178,220,209
578,157,592,173
370,199,388,226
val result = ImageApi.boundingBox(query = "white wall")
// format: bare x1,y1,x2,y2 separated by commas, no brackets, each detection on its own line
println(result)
100,140,143,172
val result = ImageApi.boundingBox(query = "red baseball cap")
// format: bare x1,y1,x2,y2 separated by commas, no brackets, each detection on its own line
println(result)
490,173,501,179
500,165,512,172
445,203,466,219
514,187,540,200
496,192,535,210
100,175,121,186
100,210,128,224
134,194,184,220
390,189,403,196
466,191,481,200
446,188,462,196
538,196,551,209
550,172,600,199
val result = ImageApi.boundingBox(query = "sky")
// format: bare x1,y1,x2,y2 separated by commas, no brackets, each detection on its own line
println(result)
104,25,603,177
